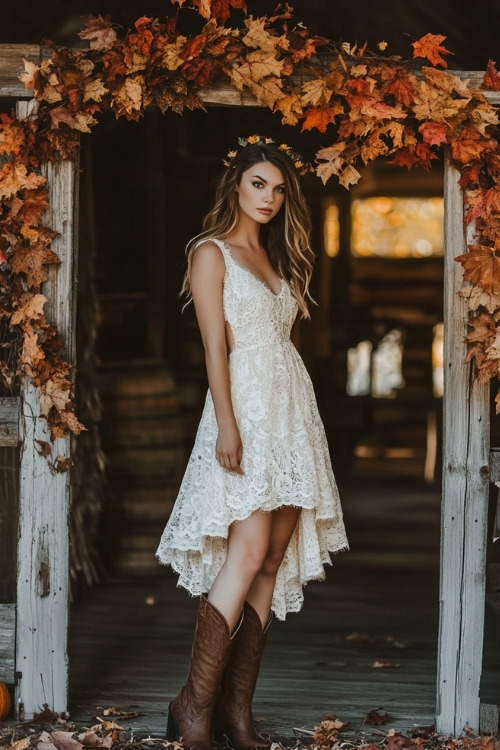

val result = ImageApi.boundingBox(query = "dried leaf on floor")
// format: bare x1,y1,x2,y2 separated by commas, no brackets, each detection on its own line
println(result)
364,708,390,726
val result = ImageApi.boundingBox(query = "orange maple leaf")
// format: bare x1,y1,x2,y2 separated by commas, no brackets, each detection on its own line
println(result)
450,124,496,166
483,59,500,92
455,245,500,294
412,33,451,68
465,188,500,226
301,105,340,133
11,245,60,288
59,409,87,435
0,162,45,200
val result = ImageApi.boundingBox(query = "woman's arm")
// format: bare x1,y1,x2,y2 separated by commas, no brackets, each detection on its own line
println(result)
190,242,243,474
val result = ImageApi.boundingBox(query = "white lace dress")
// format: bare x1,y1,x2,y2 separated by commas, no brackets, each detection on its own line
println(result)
156,238,348,619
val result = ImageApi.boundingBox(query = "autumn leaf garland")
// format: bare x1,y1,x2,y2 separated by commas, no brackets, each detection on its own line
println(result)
1,4,500,441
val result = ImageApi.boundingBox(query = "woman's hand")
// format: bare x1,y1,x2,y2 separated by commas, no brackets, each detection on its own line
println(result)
216,424,244,474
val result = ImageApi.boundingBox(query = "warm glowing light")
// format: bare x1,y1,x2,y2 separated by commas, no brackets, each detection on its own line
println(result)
432,322,444,397
324,202,340,257
351,197,444,257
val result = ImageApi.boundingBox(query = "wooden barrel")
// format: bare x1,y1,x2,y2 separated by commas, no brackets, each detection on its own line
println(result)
98,361,185,575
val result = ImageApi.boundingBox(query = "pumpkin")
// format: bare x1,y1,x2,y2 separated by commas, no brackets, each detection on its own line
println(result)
0,681,11,720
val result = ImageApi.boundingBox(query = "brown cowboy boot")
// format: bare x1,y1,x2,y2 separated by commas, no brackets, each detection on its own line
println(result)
214,601,273,750
167,595,237,750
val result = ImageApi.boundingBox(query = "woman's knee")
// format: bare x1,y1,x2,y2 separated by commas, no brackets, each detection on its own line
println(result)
260,547,285,577
226,539,268,579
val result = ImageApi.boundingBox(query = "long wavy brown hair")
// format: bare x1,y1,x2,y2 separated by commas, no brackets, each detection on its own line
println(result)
181,142,315,318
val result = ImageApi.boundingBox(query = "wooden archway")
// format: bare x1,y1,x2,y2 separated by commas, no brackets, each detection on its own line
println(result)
0,43,499,735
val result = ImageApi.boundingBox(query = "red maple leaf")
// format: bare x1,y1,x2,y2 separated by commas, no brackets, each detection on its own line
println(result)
483,59,500,91
209,0,247,22
412,33,451,68
390,142,437,170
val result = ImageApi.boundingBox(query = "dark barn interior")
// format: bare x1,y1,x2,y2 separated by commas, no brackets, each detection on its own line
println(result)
1,0,500,737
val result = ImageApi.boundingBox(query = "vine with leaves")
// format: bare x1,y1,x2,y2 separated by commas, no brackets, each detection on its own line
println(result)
1,0,500,440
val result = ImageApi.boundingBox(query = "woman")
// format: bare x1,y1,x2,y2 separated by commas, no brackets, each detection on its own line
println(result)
157,135,348,750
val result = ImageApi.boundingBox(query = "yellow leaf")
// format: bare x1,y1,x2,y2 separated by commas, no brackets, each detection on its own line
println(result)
242,17,276,52
301,78,333,107
339,163,361,188
162,36,188,71
21,327,45,373
40,378,71,415
245,49,284,79
112,77,144,116
0,162,46,200
83,77,108,103
11,293,47,325
274,91,303,126
413,80,469,122
422,66,471,97
19,59,39,89
458,285,500,314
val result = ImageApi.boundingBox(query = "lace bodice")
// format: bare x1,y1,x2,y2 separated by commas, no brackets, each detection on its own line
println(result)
216,240,298,353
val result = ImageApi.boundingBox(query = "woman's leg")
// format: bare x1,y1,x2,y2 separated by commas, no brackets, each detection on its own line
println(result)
214,506,301,750
208,510,274,631
246,505,301,625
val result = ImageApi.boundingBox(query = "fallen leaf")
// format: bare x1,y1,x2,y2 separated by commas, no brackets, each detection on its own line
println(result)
365,708,390,725
344,631,372,642
371,660,402,668
34,704,60,722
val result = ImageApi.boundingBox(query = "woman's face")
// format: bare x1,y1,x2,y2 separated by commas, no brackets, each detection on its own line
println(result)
236,160,286,224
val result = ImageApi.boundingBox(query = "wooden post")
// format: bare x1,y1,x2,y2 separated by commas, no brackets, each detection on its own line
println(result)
436,157,490,735
15,101,78,719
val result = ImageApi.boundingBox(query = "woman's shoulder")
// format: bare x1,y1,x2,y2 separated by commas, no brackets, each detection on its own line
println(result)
190,238,227,276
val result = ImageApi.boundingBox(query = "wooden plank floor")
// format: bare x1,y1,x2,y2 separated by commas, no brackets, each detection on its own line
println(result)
68,473,500,742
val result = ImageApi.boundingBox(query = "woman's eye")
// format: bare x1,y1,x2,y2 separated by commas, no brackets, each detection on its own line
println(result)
252,181,263,188
276,186,285,194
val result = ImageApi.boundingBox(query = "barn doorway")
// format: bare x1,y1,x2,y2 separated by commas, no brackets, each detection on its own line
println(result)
65,105,454,732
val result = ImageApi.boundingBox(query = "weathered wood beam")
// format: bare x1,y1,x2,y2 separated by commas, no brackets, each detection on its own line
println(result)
0,604,15,683
15,100,78,720
489,447,500,482
0,397,20,446
0,43,499,105
0,45,47,99
436,157,490,735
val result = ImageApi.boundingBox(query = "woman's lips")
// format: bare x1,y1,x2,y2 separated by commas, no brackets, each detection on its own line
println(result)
257,208,273,215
